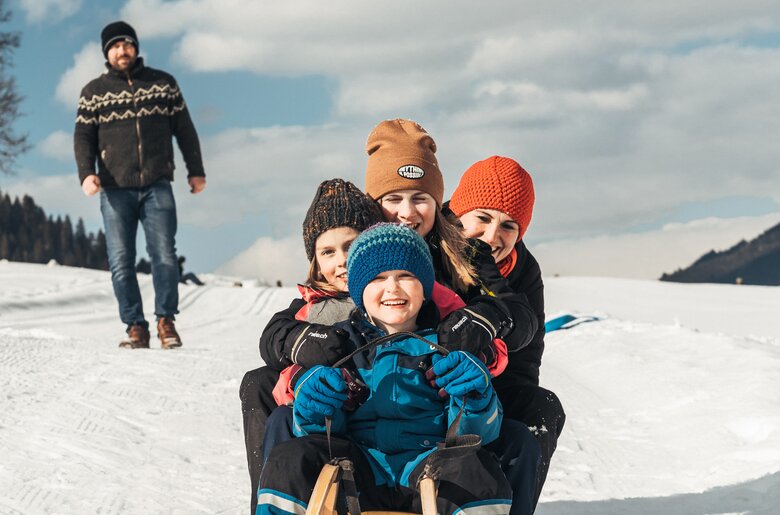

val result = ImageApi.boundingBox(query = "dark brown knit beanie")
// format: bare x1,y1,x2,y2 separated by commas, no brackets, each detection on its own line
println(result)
364,119,444,206
302,179,385,261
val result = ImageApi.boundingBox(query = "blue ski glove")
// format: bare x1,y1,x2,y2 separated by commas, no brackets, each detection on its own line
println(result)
426,351,492,400
294,365,349,422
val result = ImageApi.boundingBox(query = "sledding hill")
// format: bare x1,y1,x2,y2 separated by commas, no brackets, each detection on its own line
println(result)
1,261,779,514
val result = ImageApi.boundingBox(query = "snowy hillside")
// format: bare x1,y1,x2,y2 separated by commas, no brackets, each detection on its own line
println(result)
1,261,778,514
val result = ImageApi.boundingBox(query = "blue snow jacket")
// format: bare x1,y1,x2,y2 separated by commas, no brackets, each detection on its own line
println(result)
292,312,503,488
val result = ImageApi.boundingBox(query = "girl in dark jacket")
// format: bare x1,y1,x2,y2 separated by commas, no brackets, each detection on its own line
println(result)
448,155,567,510
240,179,384,514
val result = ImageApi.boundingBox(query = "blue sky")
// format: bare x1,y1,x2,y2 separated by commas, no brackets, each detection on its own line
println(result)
3,0,779,283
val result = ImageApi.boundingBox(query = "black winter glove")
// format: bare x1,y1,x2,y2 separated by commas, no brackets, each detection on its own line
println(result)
284,323,351,369
437,297,513,362
466,238,512,295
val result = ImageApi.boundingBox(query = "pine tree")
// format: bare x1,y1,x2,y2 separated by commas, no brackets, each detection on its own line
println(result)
0,2,28,174
0,190,108,269
60,215,75,266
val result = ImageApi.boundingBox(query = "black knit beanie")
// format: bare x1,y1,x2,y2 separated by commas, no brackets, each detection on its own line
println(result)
302,179,385,262
101,21,139,58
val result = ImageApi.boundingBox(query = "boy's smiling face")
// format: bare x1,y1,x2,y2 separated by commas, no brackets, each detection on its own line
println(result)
362,270,424,334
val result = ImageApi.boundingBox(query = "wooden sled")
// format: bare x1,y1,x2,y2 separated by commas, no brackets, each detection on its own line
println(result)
305,463,438,515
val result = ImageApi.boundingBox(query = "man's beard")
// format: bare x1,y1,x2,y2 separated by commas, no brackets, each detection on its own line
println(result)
111,56,136,72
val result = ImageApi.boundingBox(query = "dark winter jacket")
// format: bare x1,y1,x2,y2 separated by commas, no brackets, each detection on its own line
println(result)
258,286,355,371
490,241,545,387
427,234,540,377
293,313,502,488
74,58,205,189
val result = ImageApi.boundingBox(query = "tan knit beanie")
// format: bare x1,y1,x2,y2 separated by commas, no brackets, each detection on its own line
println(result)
449,156,535,239
364,119,444,206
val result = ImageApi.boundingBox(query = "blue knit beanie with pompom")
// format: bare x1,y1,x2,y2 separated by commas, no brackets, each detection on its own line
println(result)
346,223,434,312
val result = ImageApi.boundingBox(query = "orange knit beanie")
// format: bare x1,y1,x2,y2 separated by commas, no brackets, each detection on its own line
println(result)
449,156,535,239
364,119,444,206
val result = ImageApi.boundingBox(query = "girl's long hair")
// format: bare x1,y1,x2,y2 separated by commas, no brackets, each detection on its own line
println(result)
305,208,476,295
305,258,343,295
431,210,477,293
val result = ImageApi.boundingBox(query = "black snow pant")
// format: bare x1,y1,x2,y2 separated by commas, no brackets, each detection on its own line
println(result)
493,374,566,511
257,434,512,515
239,366,280,515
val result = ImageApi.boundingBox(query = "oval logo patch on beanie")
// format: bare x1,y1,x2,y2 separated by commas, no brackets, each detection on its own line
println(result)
397,165,425,179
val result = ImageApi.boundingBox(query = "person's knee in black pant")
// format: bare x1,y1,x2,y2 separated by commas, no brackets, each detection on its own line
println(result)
484,418,540,515
507,386,566,508
262,406,294,464
258,435,384,515
240,367,279,415
239,367,281,515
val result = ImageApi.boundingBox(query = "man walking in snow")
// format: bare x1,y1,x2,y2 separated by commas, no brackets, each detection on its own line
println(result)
74,21,206,349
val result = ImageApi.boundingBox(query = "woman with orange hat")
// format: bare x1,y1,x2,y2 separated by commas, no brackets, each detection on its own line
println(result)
447,155,566,513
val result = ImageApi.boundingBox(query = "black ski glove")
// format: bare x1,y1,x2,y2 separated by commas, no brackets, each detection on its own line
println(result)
284,323,351,369
437,297,513,362
466,238,512,295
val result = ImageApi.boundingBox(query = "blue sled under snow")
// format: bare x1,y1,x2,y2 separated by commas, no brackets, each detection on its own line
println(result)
544,313,602,333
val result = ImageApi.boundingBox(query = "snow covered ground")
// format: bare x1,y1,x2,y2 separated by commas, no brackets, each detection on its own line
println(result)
1,261,778,514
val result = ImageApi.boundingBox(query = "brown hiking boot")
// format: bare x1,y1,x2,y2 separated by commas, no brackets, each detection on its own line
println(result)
119,324,150,349
157,317,182,349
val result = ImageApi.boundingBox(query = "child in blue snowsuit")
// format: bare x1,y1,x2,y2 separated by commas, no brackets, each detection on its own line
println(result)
257,223,512,515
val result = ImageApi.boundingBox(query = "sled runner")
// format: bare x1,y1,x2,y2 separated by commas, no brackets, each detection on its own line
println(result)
304,332,483,515
544,313,602,333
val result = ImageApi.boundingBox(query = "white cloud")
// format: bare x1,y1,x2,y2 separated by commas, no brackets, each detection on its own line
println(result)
19,0,81,23
532,213,780,279
38,0,780,275
56,43,105,109
214,236,307,286
172,123,368,228
38,131,73,162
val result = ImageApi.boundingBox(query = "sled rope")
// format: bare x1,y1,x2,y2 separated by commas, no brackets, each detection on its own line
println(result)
332,331,450,369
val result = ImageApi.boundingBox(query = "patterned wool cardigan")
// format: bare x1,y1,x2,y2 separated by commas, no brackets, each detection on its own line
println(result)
74,58,204,189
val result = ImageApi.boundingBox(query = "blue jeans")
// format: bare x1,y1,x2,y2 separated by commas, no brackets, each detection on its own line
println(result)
100,180,179,329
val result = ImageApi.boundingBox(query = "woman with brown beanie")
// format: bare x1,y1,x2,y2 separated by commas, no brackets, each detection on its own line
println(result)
364,120,544,515
448,155,566,512
364,119,538,352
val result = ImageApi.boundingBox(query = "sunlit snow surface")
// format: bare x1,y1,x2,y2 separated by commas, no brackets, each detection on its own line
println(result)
1,261,778,514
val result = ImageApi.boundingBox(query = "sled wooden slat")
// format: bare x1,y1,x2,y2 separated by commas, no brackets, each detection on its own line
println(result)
306,463,433,515
419,477,437,515
306,464,341,515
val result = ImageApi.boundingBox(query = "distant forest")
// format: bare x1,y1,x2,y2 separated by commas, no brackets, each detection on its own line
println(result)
0,189,108,270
